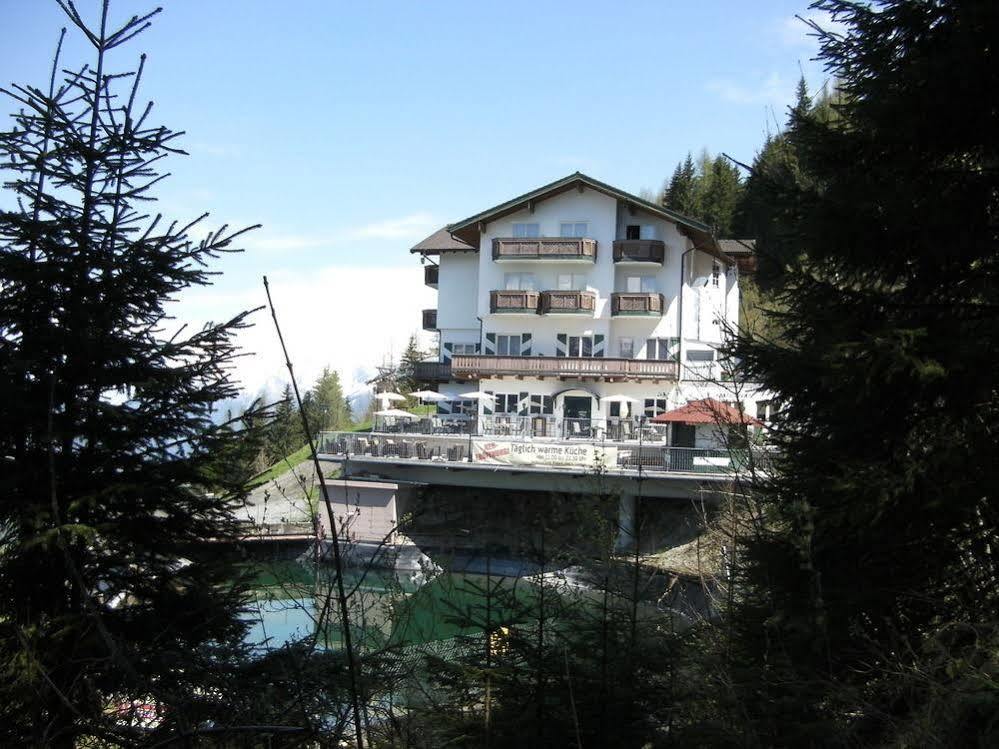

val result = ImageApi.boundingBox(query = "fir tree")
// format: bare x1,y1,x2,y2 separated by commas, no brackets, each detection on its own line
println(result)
307,366,350,432
397,334,426,394
728,0,999,744
0,3,280,744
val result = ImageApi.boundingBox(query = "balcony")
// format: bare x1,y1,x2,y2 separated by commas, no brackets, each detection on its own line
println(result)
492,237,597,263
611,292,664,316
422,308,437,330
423,264,439,287
540,290,596,315
413,361,452,383
613,239,666,264
490,289,540,314
450,354,678,382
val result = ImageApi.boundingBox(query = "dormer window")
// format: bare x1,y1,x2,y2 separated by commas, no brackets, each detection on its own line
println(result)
559,222,588,237
512,223,540,238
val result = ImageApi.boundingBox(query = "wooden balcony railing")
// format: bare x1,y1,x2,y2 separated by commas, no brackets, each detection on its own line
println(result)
413,361,452,383
424,264,439,287
450,354,678,381
422,308,437,330
489,289,540,313
612,239,666,264
611,292,665,315
540,290,596,314
492,237,597,262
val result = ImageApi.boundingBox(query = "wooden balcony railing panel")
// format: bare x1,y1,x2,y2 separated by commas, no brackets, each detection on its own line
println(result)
612,239,666,263
492,237,597,262
610,292,664,315
540,290,596,314
424,264,439,287
413,361,452,383
422,308,437,330
489,289,540,313
450,354,678,381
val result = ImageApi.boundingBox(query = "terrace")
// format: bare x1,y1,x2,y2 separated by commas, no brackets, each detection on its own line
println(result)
318,416,769,476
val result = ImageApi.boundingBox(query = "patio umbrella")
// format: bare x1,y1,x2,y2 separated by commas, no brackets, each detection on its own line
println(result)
409,390,448,402
459,391,494,402
599,393,641,417
375,391,406,403
373,409,419,419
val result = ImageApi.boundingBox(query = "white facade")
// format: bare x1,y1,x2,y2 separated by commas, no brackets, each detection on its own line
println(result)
417,174,770,430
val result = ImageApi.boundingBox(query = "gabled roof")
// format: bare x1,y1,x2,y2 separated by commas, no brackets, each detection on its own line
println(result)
650,398,763,427
444,172,729,263
410,227,476,255
718,239,755,256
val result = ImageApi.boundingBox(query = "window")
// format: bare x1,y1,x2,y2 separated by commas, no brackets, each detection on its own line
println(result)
686,349,715,362
646,338,678,361
756,399,777,422
496,334,522,356
504,272,536,291
625,224,656,240
619,337,634,358
529,394,554,415
644,398,668,418
451,343,477,354
625,275,657,293
567,335,595,358
512,222,540,238
712,262,721,287
559,222,588,237
557,273,586,290
609,402,621,418
495,393,519,414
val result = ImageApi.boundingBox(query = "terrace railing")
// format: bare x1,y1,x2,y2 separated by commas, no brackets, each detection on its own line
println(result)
450,354,678,381
612,239,666,264
319,429,771,476
492,237,597,262
540,290,597,314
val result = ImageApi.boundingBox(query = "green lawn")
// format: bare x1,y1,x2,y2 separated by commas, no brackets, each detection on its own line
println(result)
246,411,395,489
247,443,313,489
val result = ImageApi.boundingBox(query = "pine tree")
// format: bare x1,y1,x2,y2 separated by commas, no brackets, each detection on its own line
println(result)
308,366,350,432
266,383,303,462
728,1,999,743
0,3,277,744
397,334,426,394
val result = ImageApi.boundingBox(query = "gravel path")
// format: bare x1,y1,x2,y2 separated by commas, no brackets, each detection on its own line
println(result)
238,460,317,528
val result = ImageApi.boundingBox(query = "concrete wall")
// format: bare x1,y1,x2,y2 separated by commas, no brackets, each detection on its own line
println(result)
322,480,411,545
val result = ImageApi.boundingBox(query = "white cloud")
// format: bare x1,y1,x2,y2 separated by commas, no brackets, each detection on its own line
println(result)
707,72,789,108
172,264,437,405
347,212,440,241
239,213,441,254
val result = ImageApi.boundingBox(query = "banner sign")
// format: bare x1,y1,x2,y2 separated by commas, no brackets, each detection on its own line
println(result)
472,439,617,470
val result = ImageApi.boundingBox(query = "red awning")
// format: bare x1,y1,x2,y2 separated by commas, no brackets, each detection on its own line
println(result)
650,398,763,427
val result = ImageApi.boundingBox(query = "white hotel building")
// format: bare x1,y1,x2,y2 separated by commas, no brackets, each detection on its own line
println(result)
410,172,767,447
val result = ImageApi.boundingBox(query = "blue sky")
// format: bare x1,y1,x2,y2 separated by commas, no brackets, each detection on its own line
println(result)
2,0,834,398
